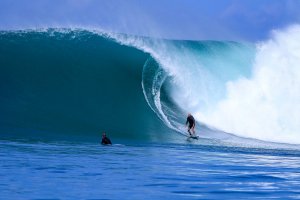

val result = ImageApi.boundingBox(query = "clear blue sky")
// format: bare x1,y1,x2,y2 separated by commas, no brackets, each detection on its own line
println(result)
1,0,300,41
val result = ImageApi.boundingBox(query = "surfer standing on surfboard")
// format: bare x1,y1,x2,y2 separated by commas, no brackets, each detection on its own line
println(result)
186,113,196,136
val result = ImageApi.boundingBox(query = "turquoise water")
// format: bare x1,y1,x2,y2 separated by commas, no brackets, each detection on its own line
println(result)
1,139,300,199
0,30,254,142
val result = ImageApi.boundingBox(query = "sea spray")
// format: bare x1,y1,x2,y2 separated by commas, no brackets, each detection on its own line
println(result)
198,25,300,144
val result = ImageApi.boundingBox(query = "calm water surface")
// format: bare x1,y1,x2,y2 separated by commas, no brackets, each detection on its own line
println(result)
1,140,300,200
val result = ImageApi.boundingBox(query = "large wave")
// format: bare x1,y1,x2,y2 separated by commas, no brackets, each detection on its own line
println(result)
0,26,299,145
0,30,172,142
109,25,300,144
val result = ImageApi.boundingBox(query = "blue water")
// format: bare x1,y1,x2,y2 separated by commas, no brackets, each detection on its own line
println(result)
1,139,300,200
1,29,300,199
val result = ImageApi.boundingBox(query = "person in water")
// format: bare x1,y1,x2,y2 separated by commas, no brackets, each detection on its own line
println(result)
186,113,196,136
101,132,112,145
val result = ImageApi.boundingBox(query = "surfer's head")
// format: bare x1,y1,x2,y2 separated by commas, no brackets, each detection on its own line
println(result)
102,132,106,138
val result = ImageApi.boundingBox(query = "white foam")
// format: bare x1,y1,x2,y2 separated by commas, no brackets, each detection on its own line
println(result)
199,25,300,144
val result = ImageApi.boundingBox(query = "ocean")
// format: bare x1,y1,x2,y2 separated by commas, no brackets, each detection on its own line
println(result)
1,27,300,199
1,140,300,199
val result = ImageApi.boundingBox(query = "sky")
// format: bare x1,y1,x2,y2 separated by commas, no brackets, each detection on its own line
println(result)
1,0,300,41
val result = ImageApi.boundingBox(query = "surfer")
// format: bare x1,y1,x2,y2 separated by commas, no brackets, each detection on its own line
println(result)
186,113,196,136
101,132,112,145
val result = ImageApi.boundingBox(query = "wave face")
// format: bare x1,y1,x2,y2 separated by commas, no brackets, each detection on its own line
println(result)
0,30,172,141
0,26,300,144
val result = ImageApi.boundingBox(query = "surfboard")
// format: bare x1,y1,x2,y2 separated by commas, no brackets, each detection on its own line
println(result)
188,135,199,140
186,130,199,139
186,132,199,139
182,126,199,139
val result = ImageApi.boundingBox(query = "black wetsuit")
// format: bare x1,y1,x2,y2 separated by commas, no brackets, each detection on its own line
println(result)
101,136,112,145
186,115,195,129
